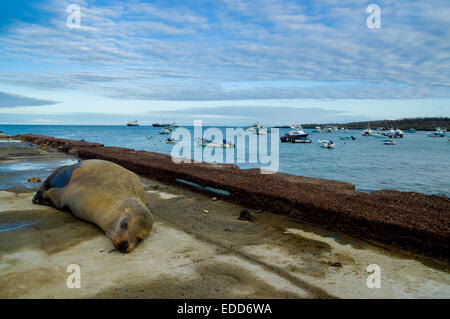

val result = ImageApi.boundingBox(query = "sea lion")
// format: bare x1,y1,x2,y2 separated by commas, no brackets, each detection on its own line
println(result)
32,159,153,253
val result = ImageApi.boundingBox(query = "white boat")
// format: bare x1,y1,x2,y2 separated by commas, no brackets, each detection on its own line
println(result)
395,129,404,138
127,120,139,126
324,126,333,133
383,128,403,138
195,138,235,148
319,139,335,148
362,128,373,136
246,122,267,135
313,126,322,133
428,127,446,137
160,127,170,134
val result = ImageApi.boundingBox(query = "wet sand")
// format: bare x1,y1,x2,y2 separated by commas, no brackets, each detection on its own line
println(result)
0,138,449,298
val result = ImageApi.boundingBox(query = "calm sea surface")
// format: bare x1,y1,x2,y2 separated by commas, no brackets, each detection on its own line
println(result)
1,125,449,197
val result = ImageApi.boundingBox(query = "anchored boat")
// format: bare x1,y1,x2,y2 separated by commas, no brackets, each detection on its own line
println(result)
280,125,311,143
195,138,235,148
384,139,396,145
246,122,268,135
153,122,178,127
362,128,373,136
428,127,446,137
319,139,335,149
159,127,170,134
127,120,139,126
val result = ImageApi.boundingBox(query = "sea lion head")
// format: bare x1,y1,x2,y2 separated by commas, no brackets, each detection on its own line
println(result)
110,199,153,253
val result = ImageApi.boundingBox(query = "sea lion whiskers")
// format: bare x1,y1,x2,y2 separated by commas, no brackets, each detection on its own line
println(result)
104,228,118,240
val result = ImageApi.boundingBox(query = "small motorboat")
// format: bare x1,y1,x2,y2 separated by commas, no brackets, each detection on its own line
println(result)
246,122,268,135
339,126,355,140
280,125,311,143
195,138,235,148
384,139,396,145
372,132,385,138
160,127,170,134
362,128,373,136
394,129,404,138
427,127,446,137
339,135,356,141
319,139,335,148
314,126,322,133
165,138,176,144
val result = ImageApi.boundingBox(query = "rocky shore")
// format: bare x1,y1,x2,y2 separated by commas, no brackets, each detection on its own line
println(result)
16,134,450,261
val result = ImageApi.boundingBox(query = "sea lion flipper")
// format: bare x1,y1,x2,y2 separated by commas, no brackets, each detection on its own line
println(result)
32,190,44,204
32,162,81,206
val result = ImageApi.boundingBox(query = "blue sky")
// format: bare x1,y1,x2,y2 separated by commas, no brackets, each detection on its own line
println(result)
0,0,449,125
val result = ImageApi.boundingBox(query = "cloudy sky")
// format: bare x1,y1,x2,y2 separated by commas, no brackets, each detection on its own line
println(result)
0,0,449,125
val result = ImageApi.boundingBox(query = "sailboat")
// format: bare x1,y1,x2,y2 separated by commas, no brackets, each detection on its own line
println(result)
428,127,446,137
362,123,373,136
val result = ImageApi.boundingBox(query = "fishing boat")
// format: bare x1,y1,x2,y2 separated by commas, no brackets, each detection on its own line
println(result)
427,127,446,137
127,120,139,126
384,139,396,145
280,125,311,143
195,138,235,148
319,139,335,149
245,122,268,135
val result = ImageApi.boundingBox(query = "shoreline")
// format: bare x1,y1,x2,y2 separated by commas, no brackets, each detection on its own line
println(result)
15,133,450,261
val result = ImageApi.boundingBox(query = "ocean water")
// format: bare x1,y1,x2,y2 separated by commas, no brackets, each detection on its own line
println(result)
1,125,449,197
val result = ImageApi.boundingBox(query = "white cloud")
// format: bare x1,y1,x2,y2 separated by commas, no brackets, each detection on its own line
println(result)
0,0,449,102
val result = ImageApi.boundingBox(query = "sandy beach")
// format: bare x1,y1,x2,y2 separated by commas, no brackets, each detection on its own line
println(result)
0,134,449,298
